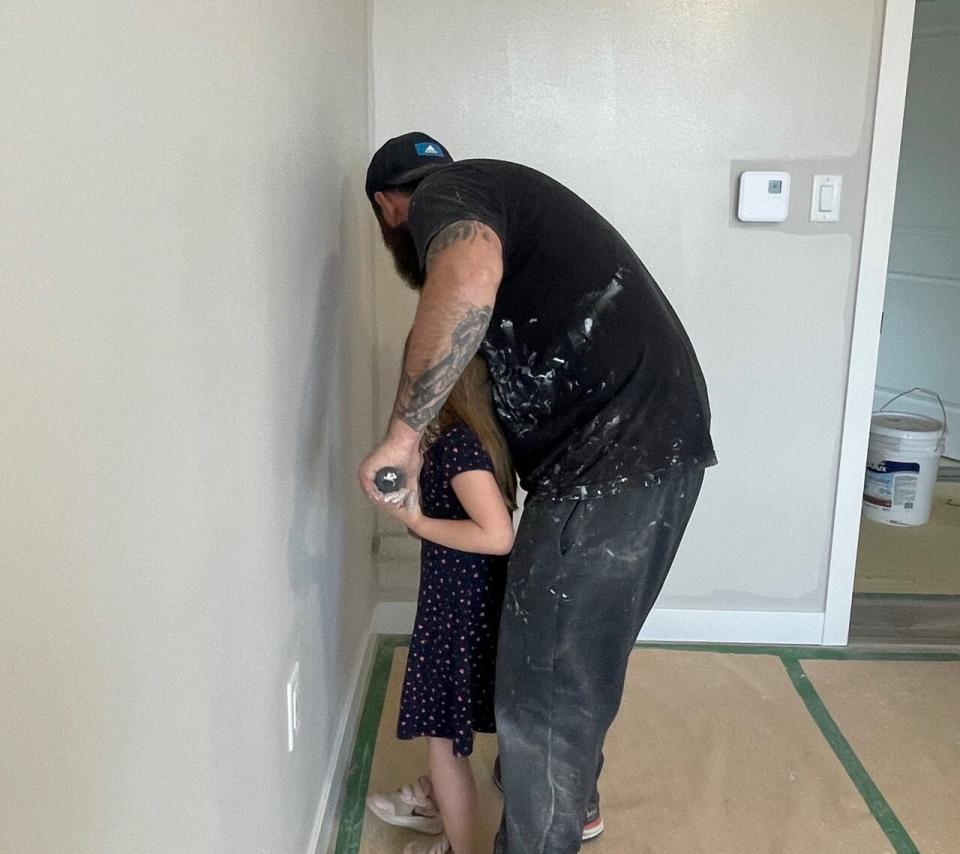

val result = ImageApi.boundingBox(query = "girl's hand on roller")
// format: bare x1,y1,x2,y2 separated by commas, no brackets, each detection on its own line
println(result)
383,494,423,532
358,428,422,506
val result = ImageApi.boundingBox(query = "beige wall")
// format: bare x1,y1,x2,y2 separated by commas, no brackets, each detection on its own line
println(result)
371,0,884,612
0,2,375,853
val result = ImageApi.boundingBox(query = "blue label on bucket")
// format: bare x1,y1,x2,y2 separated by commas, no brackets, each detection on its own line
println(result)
866,460,921,475
864,459,920,510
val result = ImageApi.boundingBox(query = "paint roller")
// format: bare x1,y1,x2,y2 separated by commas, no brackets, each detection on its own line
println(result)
374,467,406,495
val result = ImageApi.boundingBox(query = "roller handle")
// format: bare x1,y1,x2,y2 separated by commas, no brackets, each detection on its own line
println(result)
374,467,406,494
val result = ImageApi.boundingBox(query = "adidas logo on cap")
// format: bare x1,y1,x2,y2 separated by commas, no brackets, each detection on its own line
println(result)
415,141,445,157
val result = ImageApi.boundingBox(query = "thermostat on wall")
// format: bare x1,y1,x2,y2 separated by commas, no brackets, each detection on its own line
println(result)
738,171,791,222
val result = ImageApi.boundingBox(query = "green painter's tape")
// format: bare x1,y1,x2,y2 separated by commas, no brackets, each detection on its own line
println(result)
332,636,407,854
782,656,920,854
335,636,950,853
853,592,960,601
636,641,960,662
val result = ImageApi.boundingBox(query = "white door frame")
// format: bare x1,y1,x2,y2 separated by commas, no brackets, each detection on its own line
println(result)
822,0,918,646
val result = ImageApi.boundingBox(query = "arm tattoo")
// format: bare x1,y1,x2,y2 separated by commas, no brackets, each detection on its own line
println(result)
425,220,495,269
394,304,492,431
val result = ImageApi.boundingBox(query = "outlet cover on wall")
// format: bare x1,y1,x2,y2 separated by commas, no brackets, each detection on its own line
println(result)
286,660,300,752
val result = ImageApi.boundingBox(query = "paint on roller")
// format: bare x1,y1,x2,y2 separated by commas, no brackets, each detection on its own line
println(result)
374,467,404,493
381,487,414,509
373,466,416,509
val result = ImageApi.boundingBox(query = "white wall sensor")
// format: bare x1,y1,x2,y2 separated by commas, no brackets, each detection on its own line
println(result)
738,171,791,222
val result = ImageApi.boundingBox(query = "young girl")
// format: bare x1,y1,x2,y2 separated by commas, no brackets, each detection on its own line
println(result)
367,357,517,854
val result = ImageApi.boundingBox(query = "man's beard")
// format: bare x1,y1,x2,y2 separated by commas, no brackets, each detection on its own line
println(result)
380,222,425,289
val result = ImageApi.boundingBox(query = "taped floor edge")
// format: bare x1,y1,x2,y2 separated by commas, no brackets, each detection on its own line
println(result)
332,639,959,853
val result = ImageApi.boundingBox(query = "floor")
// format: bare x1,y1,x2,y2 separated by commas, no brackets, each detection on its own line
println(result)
855,478,960,596
850,593,960,645
333,639,960,854
851,465,960,645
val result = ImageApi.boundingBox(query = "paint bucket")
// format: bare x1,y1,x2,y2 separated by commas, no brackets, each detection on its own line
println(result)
862,388,946,527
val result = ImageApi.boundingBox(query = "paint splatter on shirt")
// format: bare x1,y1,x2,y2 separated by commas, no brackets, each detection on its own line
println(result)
409,159,717,500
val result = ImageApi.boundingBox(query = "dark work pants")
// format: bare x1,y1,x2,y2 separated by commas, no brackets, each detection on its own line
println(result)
493,467,705,854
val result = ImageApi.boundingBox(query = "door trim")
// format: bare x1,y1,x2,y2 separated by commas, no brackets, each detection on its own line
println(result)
822,0,918,645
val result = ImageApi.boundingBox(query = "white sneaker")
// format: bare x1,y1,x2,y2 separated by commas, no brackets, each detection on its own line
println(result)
403,835,451,854
365,775,443,835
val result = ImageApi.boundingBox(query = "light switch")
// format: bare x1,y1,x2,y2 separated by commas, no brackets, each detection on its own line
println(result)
818,185,834,212
811,175,842,222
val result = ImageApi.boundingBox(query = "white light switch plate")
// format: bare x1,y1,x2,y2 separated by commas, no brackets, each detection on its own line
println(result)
810,174,842,222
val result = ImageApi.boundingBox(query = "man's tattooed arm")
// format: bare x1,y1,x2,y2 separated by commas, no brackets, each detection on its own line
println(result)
394,305,493,432
360,220,501,504
390,220,501,433
393,303,492,431
425,220,497,268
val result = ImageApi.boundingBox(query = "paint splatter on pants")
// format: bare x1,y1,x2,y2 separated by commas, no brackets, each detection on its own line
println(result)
493,466,706,854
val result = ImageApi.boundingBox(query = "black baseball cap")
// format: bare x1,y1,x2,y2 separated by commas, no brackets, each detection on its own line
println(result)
365,132,453,201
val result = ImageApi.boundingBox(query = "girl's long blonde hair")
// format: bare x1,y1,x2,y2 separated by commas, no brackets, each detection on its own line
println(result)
423,356,517,512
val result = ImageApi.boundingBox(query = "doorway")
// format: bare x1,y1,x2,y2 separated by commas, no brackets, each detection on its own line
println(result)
849,0,960,644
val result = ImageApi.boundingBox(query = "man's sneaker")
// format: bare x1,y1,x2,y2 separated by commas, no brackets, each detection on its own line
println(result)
403,835,451,854
492,756,605,842
365,775,443,835
582,804,605,841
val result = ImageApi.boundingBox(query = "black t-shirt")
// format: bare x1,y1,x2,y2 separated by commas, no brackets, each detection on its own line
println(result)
409,159,716,500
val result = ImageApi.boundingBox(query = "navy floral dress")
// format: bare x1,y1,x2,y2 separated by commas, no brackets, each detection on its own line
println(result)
397,422,509,757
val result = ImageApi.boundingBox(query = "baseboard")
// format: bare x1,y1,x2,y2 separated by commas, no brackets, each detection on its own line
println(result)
307,626,377,854
373,601,826,646
373,600,417,634
638,607,825,645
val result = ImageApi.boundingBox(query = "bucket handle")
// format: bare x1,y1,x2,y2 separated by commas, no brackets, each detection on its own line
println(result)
878,387,948,434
